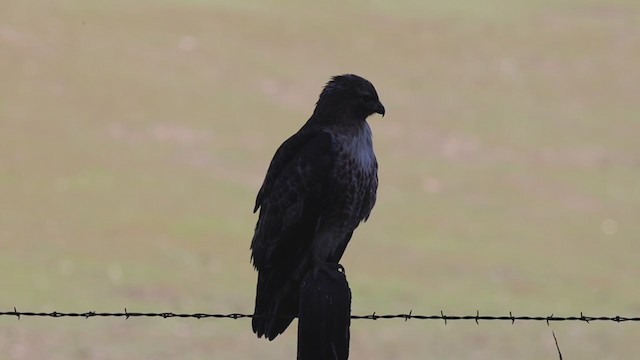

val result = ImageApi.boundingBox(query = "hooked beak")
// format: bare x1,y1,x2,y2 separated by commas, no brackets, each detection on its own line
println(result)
375,101,386,117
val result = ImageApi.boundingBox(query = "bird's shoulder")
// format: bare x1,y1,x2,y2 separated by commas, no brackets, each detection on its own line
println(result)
254,127,337,212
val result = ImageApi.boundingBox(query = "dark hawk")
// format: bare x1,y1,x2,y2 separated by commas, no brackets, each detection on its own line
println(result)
251,74,384,340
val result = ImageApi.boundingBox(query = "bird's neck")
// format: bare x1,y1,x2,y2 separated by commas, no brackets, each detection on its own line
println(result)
308,100,366,126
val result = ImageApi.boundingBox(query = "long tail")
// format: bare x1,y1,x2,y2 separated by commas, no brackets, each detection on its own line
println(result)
252,267,300,340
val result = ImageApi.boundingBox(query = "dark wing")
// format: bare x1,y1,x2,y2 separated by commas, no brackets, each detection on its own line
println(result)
251,129,334,270
253,128,316,213
251,129,335,339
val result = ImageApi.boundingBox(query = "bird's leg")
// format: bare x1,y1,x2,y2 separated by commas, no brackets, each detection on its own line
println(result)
309,258,346,283
306,231,347,282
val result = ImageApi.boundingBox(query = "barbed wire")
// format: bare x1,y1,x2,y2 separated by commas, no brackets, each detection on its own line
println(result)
1,308,638,324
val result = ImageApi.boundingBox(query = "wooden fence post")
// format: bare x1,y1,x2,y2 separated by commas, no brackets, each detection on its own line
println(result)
297,264,351,360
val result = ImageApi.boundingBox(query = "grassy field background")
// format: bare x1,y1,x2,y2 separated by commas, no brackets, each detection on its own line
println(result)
1,0,639,358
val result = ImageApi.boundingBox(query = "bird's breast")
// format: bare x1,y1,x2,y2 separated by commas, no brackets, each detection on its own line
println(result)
338,124,376,171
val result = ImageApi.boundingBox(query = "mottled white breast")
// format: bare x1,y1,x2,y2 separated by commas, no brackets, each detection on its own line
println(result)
346,123,375,170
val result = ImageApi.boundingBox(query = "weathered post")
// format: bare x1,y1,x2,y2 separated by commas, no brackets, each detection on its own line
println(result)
297,264,351,360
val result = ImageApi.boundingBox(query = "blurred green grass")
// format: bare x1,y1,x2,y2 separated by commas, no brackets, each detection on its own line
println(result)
1,0,639,358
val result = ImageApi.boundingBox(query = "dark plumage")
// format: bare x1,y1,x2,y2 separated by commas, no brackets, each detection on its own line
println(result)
251,74,384,340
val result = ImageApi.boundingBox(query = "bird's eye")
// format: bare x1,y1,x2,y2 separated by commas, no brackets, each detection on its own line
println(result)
362,95,375,103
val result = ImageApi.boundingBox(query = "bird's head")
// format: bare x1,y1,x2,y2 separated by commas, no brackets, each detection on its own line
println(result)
315,74,385,121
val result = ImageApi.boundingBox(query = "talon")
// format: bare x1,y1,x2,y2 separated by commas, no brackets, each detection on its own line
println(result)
309,261,346,282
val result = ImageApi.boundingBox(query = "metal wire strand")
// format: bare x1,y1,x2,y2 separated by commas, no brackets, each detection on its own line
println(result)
1,309,638,324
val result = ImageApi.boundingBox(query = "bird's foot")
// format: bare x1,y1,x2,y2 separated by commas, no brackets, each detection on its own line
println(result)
309,261,346,282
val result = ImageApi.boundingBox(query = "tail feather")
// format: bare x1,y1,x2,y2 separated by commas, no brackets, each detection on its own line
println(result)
252,268,299,340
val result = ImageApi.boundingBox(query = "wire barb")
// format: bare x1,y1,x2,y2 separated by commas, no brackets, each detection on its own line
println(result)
404,310,412,322
580,311,589,324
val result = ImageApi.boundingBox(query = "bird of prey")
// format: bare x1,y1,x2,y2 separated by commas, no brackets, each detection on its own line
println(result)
251,74,385,340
